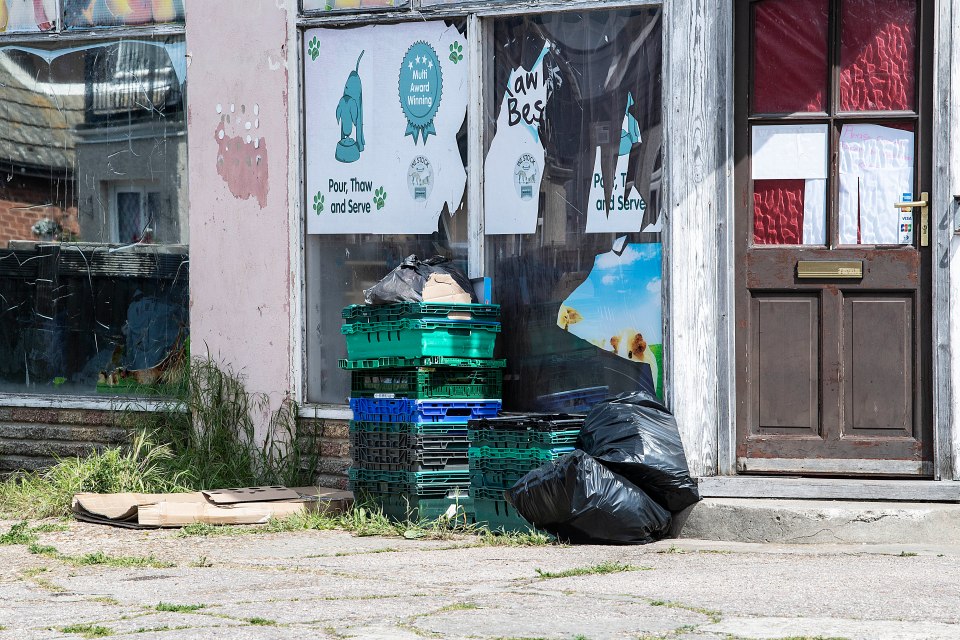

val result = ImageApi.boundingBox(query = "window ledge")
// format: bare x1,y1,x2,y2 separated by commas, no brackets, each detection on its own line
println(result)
299,404,352,420
0,393,183,413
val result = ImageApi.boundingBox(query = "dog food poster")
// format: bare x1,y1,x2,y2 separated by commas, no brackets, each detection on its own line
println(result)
303,21,469,235
557,241,663,399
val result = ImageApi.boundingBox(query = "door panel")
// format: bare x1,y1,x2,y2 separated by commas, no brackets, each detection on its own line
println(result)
752,296,820,435
843,295,913,434
734,0,932,476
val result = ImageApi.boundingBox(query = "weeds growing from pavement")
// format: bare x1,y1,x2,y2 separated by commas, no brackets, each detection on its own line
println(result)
155,603,205,613
0,357,318,519
175,502,554,546
27,543,174,569
534,561,646,580
60,624,113,638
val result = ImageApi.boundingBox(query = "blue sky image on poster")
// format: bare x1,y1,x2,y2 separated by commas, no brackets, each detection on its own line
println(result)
559,241,663,396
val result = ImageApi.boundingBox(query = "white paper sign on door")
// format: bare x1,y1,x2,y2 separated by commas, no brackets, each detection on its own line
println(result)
303,22,468,235
838,123,915,245
484,43,552,235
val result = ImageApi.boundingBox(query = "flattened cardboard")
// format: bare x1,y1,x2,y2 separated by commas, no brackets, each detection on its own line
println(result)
202,486,302,505
422,273,472,303
72,486,354,529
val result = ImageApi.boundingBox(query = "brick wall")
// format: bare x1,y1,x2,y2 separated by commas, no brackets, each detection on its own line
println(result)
0,176,80,247
0,407,129,474
300,418,351,490
0,407,354,491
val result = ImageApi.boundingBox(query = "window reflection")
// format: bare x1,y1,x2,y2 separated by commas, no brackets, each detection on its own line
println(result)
486,8,664,410
0,36,188,397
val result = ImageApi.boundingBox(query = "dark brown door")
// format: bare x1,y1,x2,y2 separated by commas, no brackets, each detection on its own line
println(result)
734,0,933,476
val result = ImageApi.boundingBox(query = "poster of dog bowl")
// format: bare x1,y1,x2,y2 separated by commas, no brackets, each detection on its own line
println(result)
558,239,663,398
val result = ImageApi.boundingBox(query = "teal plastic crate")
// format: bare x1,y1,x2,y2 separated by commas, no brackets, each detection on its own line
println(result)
342,303,500,324
339,356,507,370
471,488,536,534
468,446,574,462
366,493,475,523
349,468,470,497
351,367,503,400
342,319,500,360
468,428,581,449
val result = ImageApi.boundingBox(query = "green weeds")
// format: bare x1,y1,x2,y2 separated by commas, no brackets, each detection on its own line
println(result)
0,357,318,520
27,543,173,569
155,603,204,613
60,624,112,638
535,561,646,580
247,617,276,626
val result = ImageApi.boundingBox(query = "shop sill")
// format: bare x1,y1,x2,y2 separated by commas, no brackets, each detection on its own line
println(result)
0,393,183,413
298,404,352,421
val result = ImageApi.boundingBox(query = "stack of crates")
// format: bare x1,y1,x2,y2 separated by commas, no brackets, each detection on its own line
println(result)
340,302,505,522
467,414,585,532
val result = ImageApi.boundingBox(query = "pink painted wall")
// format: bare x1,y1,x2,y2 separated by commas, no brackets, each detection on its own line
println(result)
186,0,293,410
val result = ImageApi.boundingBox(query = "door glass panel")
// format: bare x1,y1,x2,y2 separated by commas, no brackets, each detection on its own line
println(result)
751,124,828,245
752,0,829,114
753,179,827,245
117,192,144,244
838,122,915,245
840,0,917,112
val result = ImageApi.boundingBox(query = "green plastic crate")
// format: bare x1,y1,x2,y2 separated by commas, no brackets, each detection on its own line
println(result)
342,303,500,323
468,446,574,462
339,356,507,370
471,496,537,533
349,468,470,497
342,319,500,360
467,428,581,449
364,493,475,523
351,367,503,400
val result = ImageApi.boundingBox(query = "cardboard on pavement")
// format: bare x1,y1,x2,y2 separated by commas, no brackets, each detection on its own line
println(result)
71,486,353,529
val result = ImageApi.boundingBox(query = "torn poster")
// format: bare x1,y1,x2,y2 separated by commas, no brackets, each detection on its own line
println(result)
585,93,649,233
483,43,552,235
304,22,468,235
558,240,663,398
838,123,915,246
751,124,829,245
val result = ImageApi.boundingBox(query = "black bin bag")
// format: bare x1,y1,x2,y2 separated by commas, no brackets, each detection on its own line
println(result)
505,450,671,545
364,255,477,305
578,392,700,513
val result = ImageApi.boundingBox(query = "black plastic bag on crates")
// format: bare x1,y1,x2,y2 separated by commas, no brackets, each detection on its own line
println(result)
364,255,477,305
577,391,700,513
504,450,671,545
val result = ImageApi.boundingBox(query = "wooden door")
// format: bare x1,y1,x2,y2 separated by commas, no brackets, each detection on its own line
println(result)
734,0,933,476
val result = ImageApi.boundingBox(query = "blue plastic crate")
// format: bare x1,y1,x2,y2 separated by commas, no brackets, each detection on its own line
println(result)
350,398,502,424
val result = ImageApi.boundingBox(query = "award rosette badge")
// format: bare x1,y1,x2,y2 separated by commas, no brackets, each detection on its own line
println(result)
399,41,443,144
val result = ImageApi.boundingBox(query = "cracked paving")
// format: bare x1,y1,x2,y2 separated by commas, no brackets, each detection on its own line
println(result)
1,520,960,639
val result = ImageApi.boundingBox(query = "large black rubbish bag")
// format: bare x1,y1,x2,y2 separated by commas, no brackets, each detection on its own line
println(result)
364,255,477,305
505,450,671,545
578,392,700,513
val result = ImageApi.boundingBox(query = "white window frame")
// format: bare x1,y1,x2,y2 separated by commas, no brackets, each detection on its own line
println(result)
294,0,666,420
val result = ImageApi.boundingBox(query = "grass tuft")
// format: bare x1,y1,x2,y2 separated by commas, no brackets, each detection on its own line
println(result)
247,617,277,626
27,543,173,569
155,602,204,613
649,599,722,623
535,561,646,580
60,624,113,638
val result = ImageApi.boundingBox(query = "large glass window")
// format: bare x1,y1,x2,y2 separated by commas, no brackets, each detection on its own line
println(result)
302,7,664,411
0,36,189,397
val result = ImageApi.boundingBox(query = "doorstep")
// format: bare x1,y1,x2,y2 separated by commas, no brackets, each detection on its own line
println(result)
672,497,960,544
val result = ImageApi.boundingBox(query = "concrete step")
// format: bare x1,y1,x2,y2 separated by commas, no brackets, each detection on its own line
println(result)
672,498,960,545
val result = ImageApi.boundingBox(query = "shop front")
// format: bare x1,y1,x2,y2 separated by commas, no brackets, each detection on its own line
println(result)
2,0,959,496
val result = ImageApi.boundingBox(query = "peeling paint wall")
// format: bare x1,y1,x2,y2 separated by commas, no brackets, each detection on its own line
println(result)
186,0,292,417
